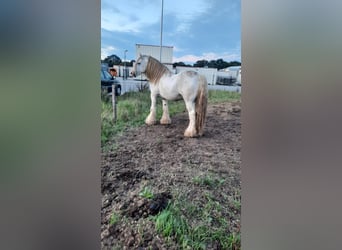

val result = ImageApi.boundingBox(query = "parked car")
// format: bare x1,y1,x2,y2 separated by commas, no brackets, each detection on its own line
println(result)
101,69,121,96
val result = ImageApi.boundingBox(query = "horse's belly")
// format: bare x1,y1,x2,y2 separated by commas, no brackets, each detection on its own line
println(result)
159,91,182,101
158,73,198,101
159,83,181,100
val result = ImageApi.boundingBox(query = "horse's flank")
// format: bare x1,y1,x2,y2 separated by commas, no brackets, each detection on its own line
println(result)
145,56,171,84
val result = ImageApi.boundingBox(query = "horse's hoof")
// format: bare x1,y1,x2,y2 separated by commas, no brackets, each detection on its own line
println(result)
184,130,197,138
145,120,157,125
160,118,171,125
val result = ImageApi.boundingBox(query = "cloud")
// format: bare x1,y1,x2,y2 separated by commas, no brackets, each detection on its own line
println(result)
101,0,160,33
101,0,212,34
101,46,117,60
164,0,212,33
173,51,241,64
172,46,183,52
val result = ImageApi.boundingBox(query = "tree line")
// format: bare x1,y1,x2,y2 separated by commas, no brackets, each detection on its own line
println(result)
102,54,135,67
102,54,241,70
174,58,241,70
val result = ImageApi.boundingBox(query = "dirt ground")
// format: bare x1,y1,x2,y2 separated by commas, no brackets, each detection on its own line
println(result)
101,101,241,249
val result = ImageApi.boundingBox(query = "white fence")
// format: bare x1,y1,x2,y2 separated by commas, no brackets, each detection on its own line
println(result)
106,64,241,86
176,66,241,85
175,66,218,85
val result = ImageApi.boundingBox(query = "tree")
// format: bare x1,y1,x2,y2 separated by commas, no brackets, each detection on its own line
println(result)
193,58,241,70
216,59,230,70
173,62,192,68
227,61,241,67
193,60,208,68
103,54,122,67
207,60,218,68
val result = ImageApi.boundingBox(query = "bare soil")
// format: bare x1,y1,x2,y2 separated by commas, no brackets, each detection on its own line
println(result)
101,101,241,249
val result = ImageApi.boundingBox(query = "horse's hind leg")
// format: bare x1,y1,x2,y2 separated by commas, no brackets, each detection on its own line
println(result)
160,99,171,125
184,100,197,137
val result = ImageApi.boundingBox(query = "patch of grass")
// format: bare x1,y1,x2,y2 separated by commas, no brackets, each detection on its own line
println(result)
101,90,185,147
154,203,190,246
192,174,225,188
139,186,154,199
208,90,241,104
101,91,151,146
191,225,231,249
101,100,115,145
230,190,241,211
109,212,120,226
153,196,240,250
228,232,241,250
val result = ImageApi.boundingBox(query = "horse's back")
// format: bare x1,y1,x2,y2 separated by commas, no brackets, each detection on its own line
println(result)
175,71,205,101
158,70,206,101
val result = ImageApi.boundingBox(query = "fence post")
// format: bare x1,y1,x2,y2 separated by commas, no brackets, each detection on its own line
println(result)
112,85,117,123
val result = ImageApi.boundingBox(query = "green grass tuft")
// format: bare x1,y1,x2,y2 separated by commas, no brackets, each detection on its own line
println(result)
139,186,154,199
154,203,190,246
192,174,225,188
109,212,120,226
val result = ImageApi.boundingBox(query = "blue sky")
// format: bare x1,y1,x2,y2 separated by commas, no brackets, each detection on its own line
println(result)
101,0,241,64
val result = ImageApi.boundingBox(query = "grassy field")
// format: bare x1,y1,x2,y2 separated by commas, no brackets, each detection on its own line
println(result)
101,89,241,148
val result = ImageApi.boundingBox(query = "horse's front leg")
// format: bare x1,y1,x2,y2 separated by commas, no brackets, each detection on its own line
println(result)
160,99,171,125
184,100,197,137
145,92,157,125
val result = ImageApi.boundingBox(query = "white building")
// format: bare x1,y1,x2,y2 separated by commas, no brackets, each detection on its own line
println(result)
135,44,173,64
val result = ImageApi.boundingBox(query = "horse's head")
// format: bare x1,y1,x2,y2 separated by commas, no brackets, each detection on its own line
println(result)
132,54,149,77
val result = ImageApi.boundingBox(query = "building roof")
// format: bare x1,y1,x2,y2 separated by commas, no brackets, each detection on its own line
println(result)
136,43,173,49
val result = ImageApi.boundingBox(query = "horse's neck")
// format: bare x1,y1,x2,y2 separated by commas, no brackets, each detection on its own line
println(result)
145,60,170,83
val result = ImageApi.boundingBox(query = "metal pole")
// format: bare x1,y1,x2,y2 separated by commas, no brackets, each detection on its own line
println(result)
159,0,164,62
124,49,128,80
112,84,117,123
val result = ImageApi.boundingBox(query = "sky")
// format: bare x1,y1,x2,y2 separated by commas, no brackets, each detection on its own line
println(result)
101,0,241,65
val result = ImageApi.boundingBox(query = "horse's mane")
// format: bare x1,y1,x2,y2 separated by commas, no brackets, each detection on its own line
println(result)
144,56,171,84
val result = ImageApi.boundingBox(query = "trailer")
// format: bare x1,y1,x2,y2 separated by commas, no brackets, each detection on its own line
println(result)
217,66,241,86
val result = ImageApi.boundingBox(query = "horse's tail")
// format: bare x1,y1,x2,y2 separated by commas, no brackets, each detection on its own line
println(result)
195,75,208,136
